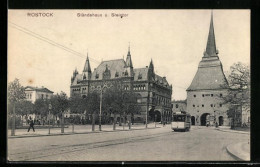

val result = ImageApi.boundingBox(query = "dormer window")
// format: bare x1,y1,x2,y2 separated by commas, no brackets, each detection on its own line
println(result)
95,74,99,79
138,73,142,79
115,72,119,77
125,70,128,76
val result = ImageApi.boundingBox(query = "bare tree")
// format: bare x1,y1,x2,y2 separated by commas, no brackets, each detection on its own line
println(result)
222,62,250,127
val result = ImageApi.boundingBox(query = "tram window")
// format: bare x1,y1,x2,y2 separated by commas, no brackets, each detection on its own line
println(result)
173,115,185,122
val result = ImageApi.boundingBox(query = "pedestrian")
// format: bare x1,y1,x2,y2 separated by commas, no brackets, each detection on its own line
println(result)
27,117,35,132
215,122,218,128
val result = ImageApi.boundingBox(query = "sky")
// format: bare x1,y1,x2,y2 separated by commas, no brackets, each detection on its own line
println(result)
8,10,250,100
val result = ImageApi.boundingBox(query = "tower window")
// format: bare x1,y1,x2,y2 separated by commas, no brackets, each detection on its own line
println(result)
220,104,222,107
211,104,213,107
202,104,204,107
193,95,196,97
202,94,204,97
193,105,195,107
220,93,222,97
211,94,213,97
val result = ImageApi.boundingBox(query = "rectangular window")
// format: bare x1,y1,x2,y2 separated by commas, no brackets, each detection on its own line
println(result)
193,105,195,107
220,104,222,107
202,94,204,97
211,94,213,97
202,104,204,107
176,104,179,108
211,104,213,107
220,93,222,97
193,95,196,97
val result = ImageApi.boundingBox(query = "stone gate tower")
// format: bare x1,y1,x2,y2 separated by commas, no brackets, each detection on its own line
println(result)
186,12,230,126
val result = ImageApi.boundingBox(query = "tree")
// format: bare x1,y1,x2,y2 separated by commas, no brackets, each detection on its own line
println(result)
49,92,69,133
50,91,69,117
102,83,141,126
34,98,49,117
15,100,34,116
7,78,26,104
7,78,26,134
86,91,100,130
69,96,87,114
221,62,250,127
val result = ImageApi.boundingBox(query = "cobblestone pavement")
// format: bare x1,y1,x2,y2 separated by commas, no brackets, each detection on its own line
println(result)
7,125,249,161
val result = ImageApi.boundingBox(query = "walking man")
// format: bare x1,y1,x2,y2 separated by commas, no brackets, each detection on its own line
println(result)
27,117,35,132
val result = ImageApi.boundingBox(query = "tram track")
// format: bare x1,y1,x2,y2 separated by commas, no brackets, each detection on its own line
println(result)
9,127,202,161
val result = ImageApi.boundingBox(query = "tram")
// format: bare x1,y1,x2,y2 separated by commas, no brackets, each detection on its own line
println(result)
171,111,191,132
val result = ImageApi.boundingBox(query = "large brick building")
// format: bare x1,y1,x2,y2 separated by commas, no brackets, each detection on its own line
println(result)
186,13,230,126
70,47,172,123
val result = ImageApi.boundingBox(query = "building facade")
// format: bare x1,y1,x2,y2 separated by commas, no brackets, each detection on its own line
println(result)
24,86,54,103
70,47,172,123
172,100,187,114
186,13,230,126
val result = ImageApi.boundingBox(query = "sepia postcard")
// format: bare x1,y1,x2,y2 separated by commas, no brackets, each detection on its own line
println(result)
7,9,250,162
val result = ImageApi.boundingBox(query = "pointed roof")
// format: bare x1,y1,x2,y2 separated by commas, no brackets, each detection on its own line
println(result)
83,55,91,72
149,59,154,69
187,12,229,91
204,12,217,57
126,44,133,68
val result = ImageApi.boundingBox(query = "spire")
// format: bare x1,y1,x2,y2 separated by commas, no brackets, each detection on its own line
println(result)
126,43,133,68
204,11,217,57
149,59,154,70
83,54,91,72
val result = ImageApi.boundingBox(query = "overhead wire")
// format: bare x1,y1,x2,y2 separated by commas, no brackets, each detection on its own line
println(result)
8,21,101,64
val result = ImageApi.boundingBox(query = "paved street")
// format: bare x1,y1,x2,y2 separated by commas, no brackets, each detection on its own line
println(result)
7,125,250,161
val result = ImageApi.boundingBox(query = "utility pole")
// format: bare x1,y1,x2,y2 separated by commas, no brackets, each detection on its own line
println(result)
48,104,52,135
99,88,102,131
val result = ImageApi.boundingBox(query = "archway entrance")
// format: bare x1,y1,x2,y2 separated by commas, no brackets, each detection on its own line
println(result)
149,109,155,122
154,110,161,122
200,113,210,126
191,116,195,125
219,116,224,126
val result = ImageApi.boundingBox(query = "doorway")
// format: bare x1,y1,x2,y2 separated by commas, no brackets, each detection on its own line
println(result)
200,113,210,126
219,116,224,126
191,116,195,125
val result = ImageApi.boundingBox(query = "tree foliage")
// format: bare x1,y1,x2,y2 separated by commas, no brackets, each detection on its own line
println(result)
50,91,69,117
34,98,49,116
7,78,26,103
15,100,34,116
69,96,87,114
222,62,250,120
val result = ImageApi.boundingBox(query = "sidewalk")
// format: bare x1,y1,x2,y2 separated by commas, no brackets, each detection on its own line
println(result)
216,126,250,134
226,142,250,161
215,126,250,161
8,123,162,138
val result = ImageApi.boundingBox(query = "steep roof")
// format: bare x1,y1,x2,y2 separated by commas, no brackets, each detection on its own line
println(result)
83,55,91,72
133,68,148,81
187,13,228,91
187,59,229,91
154,74,170,87
25,86,54,93
204,12,218,58
91,59,127,80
